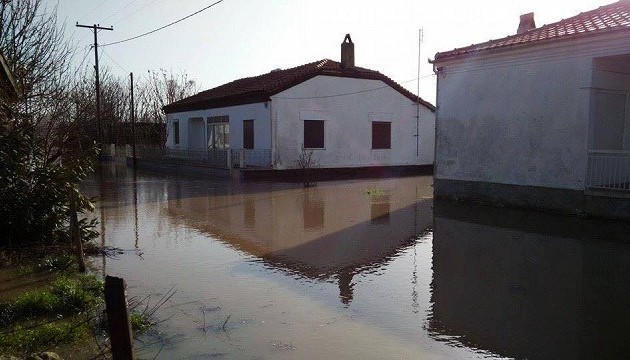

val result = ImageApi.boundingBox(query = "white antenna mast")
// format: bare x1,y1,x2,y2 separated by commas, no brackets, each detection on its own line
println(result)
416,28,424,156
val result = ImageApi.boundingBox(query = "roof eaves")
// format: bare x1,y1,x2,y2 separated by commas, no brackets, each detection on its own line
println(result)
163,90,270,114
433,1,630,63
433,25,630,63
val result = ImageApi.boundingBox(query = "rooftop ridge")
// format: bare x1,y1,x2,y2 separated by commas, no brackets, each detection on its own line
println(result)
164,58,435,113
434,0,630,61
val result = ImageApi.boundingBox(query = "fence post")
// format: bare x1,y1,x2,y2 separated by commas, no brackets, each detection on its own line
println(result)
226,148,232,169
105,276,134,360
68,189,86,273
239,149,245,168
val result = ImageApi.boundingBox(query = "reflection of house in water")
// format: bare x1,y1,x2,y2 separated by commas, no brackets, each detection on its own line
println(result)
430,201,630,359
164,178,433,304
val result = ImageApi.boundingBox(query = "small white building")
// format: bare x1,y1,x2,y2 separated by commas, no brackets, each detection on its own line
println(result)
431,1,630,219
163,35,435,175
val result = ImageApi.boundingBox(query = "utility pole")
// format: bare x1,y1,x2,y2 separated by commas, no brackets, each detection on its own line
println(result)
76,23,113,149
130,72,136,167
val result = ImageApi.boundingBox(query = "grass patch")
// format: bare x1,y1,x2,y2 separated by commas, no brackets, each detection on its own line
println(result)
0,275,103,326
130,311,152,334
0,320,91,355
0,274,104,356
365,188,387,197
34,254,76,273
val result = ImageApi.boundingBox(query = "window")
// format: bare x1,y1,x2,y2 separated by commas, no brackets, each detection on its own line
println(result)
304,120,324,149
207,116,230,149
372,121,391,149
173,120,180,145
243,120,254,149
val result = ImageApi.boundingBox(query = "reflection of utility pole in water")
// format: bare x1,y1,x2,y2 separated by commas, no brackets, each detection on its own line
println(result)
99,165,106,276
133,166,139,252
411,185,419,313
338,268,354,305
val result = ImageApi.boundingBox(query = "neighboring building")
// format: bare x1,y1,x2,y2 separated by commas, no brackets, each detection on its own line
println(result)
431,1,630,219
163,35,435,174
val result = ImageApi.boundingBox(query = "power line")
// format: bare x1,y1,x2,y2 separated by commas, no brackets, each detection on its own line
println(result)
76,45,94,72
101,0,226,47
77,0,108,23
110,0,166,25
100,0,137,25
102,49,129,73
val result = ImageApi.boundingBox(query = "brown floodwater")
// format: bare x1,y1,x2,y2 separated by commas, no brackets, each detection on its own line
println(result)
81,162,630,359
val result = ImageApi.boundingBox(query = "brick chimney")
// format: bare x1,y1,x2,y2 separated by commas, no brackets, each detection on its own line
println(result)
341,34,354,68
517,13,536,34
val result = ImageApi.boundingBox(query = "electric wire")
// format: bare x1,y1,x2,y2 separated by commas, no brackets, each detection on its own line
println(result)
101,0,225,47
100,0,137,25
102,49,129,73
77,0,108,23
110,0,166,25
76,45,94,72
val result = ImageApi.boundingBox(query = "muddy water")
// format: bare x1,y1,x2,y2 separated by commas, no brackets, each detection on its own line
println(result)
82,163,630,359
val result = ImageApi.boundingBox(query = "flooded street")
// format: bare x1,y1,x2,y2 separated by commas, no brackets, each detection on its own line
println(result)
82,163,630,359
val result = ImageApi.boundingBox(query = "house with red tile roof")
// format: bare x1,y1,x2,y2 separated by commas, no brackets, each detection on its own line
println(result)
162,35,435,176
431,0,630,219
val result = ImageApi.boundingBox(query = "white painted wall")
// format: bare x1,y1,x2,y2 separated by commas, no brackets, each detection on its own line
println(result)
434,33,630,191
271,75,435,169
166,102,271,150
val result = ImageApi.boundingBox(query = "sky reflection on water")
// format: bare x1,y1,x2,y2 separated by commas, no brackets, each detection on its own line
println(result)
81,163,630,359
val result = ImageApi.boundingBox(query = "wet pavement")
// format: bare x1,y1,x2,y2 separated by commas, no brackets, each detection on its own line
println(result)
81,162,630,359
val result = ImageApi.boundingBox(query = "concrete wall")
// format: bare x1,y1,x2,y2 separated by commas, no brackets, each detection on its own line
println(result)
166,102,271,150
434,33,630,191
271,75,435,170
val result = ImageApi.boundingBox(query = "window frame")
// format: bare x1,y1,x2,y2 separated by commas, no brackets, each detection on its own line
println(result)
371,121,391,150
243,119,254,149
173,120,180,145
303,120,325,149
207,116,230,150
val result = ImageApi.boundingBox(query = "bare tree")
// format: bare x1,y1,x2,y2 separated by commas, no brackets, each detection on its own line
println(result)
137,68,197,124
0,0,73,120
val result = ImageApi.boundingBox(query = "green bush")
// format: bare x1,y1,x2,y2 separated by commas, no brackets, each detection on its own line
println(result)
0,115,98,247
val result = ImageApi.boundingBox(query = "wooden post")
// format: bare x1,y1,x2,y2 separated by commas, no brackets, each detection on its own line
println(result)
68,189,86,272
105,276,134,360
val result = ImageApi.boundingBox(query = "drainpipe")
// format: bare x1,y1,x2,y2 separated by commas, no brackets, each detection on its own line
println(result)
268,99,275,169
433,62,441,175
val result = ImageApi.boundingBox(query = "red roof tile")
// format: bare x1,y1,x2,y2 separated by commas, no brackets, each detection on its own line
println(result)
163,59,435,113
434,0,630,62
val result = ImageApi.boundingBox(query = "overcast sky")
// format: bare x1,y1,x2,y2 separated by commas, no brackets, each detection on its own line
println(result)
49,0,613,104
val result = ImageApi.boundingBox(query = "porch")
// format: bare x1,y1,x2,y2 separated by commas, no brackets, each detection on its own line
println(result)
586,54,630,196
130,146,272,170
586,150,630,194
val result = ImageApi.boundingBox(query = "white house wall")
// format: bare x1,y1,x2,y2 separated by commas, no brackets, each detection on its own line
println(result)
435,33,630,191
271,75,435,170
166,102,271,150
